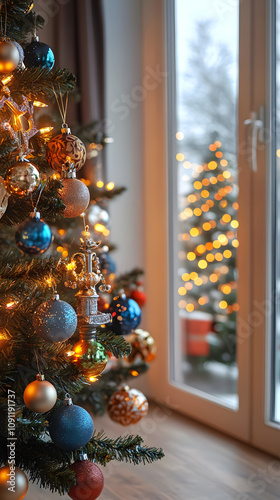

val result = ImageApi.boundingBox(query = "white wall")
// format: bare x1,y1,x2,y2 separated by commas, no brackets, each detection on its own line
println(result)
103,0,144,273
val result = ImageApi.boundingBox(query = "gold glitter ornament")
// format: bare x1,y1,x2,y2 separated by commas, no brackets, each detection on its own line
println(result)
0,465,29,500
5,158,40,197
107,386,148,426
23,373,57,413
60,175,90,218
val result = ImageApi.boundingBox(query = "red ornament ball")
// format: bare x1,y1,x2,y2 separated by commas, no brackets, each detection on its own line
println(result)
130,289,147,308
68,460,104,500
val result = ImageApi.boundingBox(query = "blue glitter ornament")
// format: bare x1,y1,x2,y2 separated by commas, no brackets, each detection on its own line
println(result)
108,294,141,336
49,396,94,451
15,211,52,255
33,291,77,342
24,36,55,69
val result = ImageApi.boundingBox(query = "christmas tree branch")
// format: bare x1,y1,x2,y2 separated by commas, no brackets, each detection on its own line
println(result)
96,330,131,358
10,67,76,101
85,430,165,466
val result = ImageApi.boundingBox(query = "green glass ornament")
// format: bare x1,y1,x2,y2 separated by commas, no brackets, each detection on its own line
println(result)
71,339,108,382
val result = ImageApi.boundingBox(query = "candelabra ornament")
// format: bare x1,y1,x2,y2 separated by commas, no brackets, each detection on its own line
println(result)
65,227,111,382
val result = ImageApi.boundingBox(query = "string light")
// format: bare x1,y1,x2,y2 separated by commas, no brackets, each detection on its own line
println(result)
208,161,217,170
198,260,207,269
176,132,184,140
186,303,194,312
231,220,239,228
33,101,48,107
6,301,17,309
106,182,115,190
40,126,54,134
194,277,203,286
178,287,187,296
187,252,196,261
190,228,199,237
2,75,13,85
183,161,191,169
219,300,228,309
96,180,104,188
176,153,184,161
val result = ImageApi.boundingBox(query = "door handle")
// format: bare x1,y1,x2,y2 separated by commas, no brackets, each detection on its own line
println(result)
244,107,265,172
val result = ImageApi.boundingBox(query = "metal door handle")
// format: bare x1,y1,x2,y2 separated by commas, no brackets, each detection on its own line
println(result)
244,108,265,172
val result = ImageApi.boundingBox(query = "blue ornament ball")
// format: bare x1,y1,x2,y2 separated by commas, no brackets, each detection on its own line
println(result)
109,295,141,336
24,38,55,69
33,292,77,342
49,400,94,451
15,213,52,255
99,253,116,274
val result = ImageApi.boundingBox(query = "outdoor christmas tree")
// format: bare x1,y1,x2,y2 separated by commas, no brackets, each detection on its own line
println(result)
0,2,163,498
178,141,239,364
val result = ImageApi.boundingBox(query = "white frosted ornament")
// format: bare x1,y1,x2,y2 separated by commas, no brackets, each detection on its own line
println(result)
0,176,9,218
88,204,109,226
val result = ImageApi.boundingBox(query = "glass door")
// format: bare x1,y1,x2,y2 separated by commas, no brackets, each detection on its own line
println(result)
160,0,253,440
251,0,280,456
170,0,239,409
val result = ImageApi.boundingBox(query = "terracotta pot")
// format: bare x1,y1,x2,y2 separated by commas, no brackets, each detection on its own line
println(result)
180,311,213,356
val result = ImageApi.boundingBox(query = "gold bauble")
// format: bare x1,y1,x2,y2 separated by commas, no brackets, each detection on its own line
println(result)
0,465,28,500
71,338,108,382
107,386,148,426
0,40,20,73
126,329,157,363
60,178,90,218
23,374,57,413
46,133,86,172
5,160,40,197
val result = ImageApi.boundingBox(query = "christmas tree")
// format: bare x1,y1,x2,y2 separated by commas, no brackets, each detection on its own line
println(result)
178,141,239,364
0,2,163,498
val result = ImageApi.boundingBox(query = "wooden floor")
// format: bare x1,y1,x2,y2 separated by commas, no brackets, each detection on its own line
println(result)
27,403,280,500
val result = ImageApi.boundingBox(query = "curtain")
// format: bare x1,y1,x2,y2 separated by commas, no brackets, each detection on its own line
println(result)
53,0,105,179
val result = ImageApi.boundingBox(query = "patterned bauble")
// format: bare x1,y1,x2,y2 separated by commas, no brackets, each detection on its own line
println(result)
0,39,20,73
88,204,109,226
71,339,108,382
15,211,52,255
68,454,104,500
49,396,94,451
24,36,55,69
5,159,40,197
0,465,29,500
130,288,147,308
46,130,86,172
0,176,9,219
60,178,90,218
23,373,57,413
108,294,141,336
10,41,24,69
33,291,77,342
126,329,156,363
98,253,116,275
107,386,148,426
